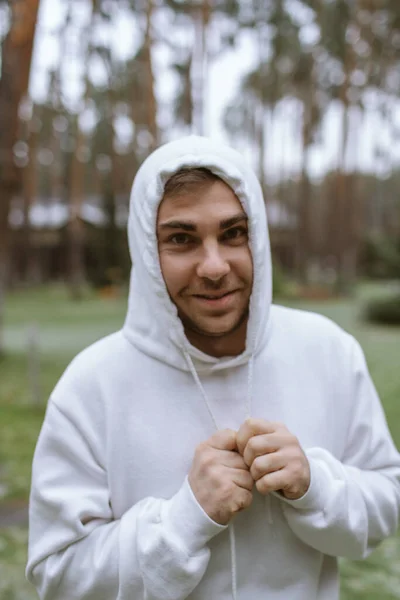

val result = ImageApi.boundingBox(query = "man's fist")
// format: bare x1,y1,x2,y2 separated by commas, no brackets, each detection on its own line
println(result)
188,429,254,525
236,418,310,500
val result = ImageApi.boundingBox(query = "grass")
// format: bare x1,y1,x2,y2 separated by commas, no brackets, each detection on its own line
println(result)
0,282,399,599
0,528,32,600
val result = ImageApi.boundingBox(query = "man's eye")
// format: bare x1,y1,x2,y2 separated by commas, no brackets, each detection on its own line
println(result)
169,233,191,245
223,227,247,241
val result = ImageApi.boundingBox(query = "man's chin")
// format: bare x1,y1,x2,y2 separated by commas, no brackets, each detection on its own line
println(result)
190,325,235,338
181,312,248,339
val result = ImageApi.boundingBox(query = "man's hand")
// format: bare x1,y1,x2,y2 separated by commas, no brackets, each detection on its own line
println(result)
236,419,310,500
188,429,254,525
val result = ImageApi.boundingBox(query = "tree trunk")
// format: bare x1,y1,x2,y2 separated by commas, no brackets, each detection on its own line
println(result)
256,21,271,201
296,90,314,285
67,1,96,300
191,0,210,135
334,39,357,295
144,0,158,149
21,107,39,285
254,98,265,195
0,0,40,356
68,120,87,300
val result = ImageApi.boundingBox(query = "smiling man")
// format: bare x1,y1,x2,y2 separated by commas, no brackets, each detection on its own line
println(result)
157,170,253,356
27,137,400,600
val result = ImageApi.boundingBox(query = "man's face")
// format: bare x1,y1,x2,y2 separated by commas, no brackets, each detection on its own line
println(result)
157,179,253,343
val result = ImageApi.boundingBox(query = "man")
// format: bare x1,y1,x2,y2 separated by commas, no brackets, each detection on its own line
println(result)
27,136,400,600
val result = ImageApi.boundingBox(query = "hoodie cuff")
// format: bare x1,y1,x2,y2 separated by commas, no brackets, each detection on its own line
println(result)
162,477,227,555
276,456,332,512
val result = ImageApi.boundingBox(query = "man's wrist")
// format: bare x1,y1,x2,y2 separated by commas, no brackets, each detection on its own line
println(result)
162,477,227,555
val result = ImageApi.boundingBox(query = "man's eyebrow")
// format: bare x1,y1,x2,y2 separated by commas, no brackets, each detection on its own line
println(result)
219,213,248,229
158,212,248,232
158,220,197,232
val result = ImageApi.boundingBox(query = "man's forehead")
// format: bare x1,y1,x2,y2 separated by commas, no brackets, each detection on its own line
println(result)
157,179,247,223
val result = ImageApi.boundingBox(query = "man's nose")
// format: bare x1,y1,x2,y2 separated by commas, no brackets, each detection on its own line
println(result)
196,242,230,281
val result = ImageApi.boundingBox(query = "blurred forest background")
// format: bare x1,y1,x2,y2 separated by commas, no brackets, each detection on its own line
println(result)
0,0,400,338
0,0,400,598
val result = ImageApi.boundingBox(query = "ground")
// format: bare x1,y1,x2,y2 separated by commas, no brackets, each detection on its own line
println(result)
0,282,399,599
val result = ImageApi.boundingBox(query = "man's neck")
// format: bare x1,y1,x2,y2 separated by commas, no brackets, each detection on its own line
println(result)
184,320,247,358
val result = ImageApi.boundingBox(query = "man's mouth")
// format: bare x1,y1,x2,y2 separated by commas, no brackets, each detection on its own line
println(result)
193,291,235,300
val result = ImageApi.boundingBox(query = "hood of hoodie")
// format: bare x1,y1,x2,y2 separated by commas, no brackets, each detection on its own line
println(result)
122,135,272,372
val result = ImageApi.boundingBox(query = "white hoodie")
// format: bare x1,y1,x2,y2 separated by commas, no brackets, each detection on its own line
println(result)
27,136,400,600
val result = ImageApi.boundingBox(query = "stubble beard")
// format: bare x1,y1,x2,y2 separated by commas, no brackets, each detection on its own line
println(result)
178,304,250,340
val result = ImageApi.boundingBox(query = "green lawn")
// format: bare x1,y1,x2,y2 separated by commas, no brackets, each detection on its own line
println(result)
0,283,399,599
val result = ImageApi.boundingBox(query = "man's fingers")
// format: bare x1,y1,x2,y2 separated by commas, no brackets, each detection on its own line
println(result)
208,429,238,451
256,469,308,499
201,449,248,470
237,419,284,455
232,488,253,513
250,451,285,481
255,469,287,496
231,468,254,491
221,450,250,470
243,433,291,466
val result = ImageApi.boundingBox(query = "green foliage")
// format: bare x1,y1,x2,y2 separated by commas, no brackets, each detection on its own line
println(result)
360,236,400,280
85,219,131,289
364,294,400,326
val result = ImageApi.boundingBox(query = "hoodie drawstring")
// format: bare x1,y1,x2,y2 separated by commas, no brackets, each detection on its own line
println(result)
184,350,255,600
229,524,238,600
184,352,220,430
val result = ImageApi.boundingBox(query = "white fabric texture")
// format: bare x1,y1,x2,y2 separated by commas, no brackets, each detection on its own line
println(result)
27,136,400,600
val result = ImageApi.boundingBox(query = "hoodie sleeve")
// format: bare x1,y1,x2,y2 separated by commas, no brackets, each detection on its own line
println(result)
26,400,226,600
279,338,400,560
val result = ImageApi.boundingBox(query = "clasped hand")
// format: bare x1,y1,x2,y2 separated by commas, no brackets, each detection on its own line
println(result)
236,418,311,501
188,418,310,525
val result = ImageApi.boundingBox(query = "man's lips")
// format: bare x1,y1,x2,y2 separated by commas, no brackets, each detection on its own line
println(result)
188,290,240,309
192,290,236,300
